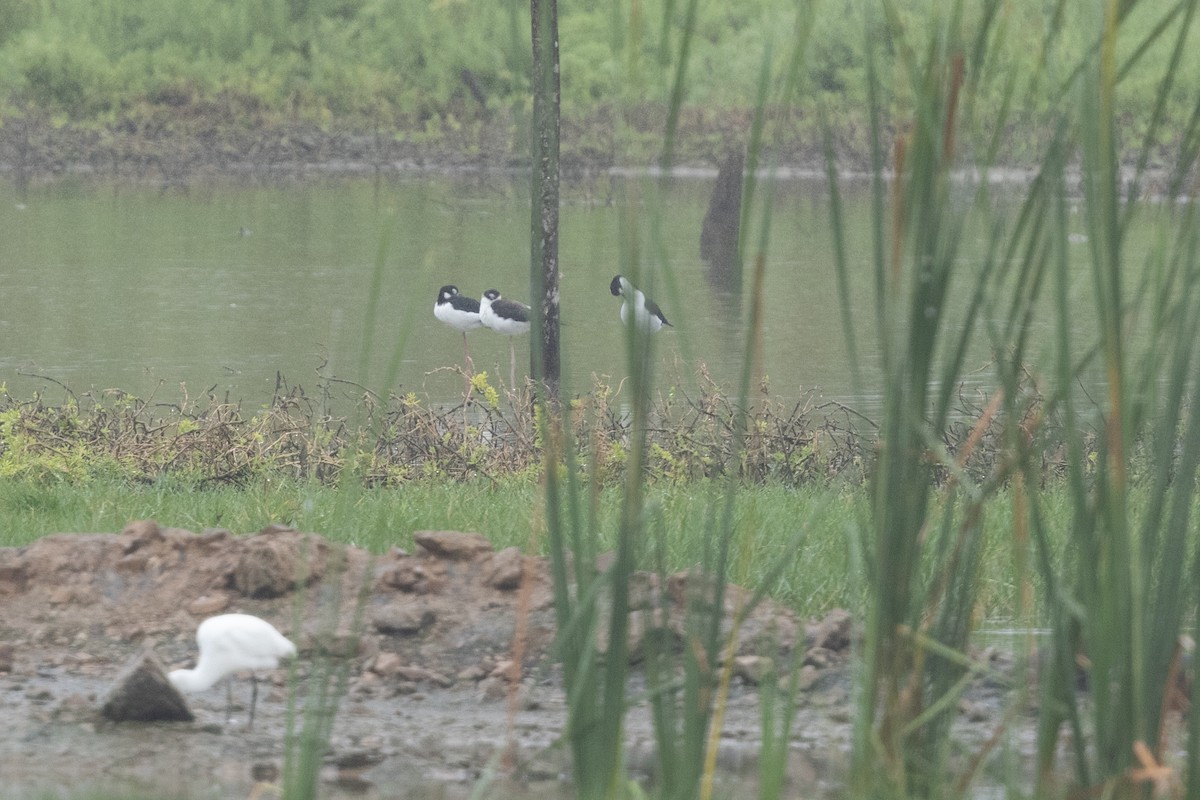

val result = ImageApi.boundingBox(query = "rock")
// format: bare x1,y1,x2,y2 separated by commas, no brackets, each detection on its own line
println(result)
99,649,193,723
666,570,751,615
812,608,852,652
186,593,230,616
482,548,524,590
305,630,363,659
0,642,13,672
803,647,835,669
230,531,327,598
413,530,492,560
479,676,507,701
52,692,94,722
333,749,384,769
457,665,487,682
594,609,652,663
120,519,162,547
795,664,820,691
733,655,773,685
369,652,405,676
379,560,443,594
372,602,435,635
251,762,280,783
491,659,518,681
354,672,381,694
393,665,453,687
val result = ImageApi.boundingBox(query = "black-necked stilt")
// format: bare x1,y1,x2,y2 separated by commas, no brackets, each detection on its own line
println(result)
435,285,483,372
480,288,531,388
610,275,672,333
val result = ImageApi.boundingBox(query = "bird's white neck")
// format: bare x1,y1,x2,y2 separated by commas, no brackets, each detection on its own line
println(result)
168,664,222,693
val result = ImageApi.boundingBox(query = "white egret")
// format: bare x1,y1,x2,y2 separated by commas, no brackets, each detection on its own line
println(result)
169,613,297,729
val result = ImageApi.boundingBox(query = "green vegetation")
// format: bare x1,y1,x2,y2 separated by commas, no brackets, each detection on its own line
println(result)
9,0,1200,796
0,460,1096,622
1,0,1198,165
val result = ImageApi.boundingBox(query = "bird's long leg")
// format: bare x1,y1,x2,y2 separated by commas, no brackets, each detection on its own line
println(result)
248,674,259,730
462,332,474,438
509,340,517,391
225,680,233,723
462,332,475,375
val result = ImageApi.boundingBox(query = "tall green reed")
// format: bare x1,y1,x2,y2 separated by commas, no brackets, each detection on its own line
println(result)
1026,1,1200,795
830,2,1031,796
531,0,822,797
828,0,1200,797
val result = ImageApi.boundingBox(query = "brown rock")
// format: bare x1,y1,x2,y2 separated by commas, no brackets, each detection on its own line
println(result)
812,608,852,652
803,647,835,669
594,608,650,663
795,664,820,691
479,676,507,700
380,560,443,594
186,593,230,616
413,530,492,560
115,552,149,573
394,665,453,687
372,602,435,636
457,665,487,682
99,649,193,723
733,655,773,685
0,642,13,672
491,659,518,681
120,519,162,547
230,531,327,598
666,570,750,614
369,652,405,676
482,547,524,590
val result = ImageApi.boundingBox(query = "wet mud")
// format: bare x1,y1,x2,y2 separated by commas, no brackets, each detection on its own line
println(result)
0,522,1022,798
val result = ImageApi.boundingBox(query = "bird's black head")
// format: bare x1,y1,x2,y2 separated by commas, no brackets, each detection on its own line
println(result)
437,285,459,303
483,289,501,301
610,275,624,297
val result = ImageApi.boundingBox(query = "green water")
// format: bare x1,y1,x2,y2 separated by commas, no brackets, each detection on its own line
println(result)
0,172,1119,418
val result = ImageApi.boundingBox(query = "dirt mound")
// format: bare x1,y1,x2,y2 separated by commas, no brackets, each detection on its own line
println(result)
0,522,844,798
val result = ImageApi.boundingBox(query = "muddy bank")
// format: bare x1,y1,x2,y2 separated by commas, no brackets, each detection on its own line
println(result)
0,521,910,798
0,110,837,187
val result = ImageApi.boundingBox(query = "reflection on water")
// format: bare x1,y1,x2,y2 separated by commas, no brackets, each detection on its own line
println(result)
0,172,1121,421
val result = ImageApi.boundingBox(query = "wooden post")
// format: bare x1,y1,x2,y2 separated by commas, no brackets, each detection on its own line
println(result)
530,0,561,401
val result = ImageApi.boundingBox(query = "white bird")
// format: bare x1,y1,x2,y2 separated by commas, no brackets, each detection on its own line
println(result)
610,274,672,333
479,288,531,388
169,613,297,729
434,284,483,372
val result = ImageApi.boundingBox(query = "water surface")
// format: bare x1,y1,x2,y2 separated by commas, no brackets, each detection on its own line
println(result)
0,172,1129,420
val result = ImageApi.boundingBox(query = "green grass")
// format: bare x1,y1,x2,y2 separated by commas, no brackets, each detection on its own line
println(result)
1,0,1199,166
0,472,1092,622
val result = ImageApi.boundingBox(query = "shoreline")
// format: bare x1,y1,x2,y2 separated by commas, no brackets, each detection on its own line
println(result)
0,117,1179,197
